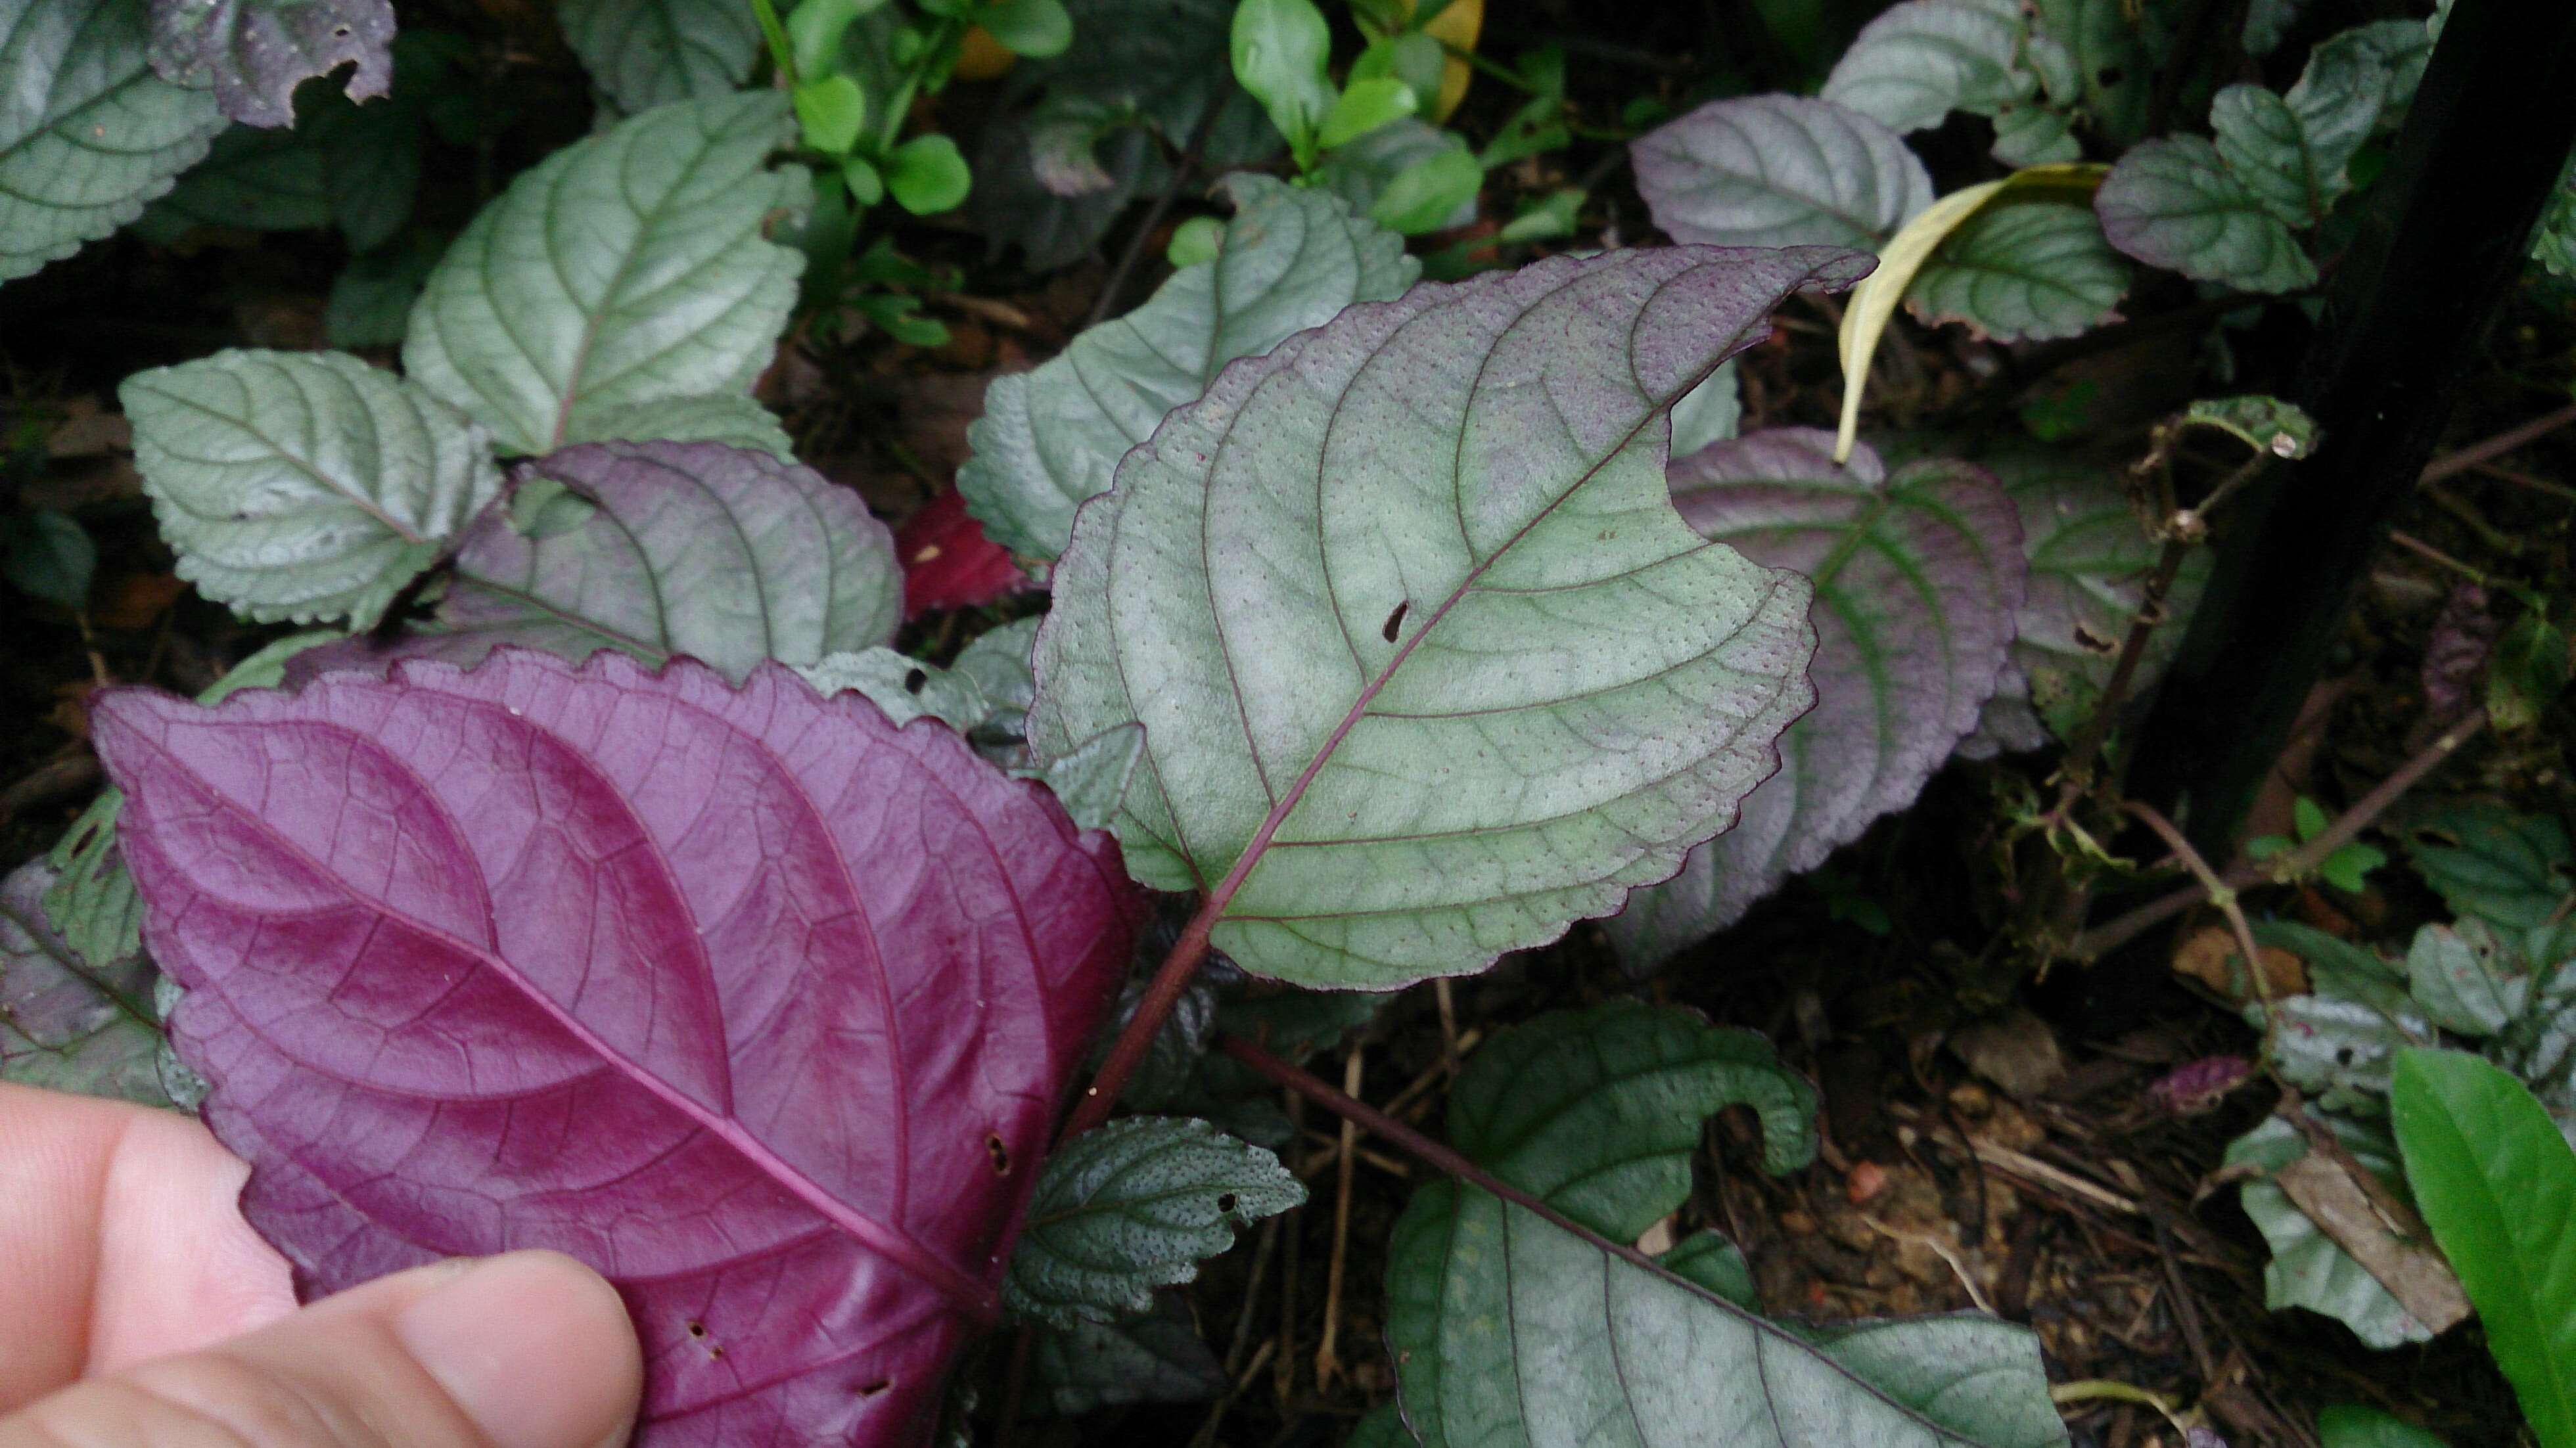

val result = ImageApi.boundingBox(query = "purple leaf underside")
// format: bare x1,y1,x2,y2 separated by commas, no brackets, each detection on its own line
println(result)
93,648,1141,1447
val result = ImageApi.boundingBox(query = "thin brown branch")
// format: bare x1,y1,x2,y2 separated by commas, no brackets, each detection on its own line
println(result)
2073,712,2486,960
2420,399,2576,484
1313,1043,1364,1390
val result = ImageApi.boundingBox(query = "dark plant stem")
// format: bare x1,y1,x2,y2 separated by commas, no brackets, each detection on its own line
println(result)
2056,537,2191,795
2123,800,2279,1057
1086,111,1219,329
2125,0,2576,857
2073,711,2487,960
1059,897,1221,1139
1214,1035,1698,1288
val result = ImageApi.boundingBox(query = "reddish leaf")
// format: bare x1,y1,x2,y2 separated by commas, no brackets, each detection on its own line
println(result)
92,648,1140,1447
897,490,1025,618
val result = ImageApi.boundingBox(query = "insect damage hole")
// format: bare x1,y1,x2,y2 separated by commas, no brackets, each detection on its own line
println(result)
856,1378,893,1398
903,667,929,694
686,1321,707,1338
986,1133,1011,1175
1381,600,1409,643
1216,1192,1238,1214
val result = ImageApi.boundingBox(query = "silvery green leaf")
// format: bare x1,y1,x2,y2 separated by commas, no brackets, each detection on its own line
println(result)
1957,446,2209,756
954,617,1043,722
43,793,143,970
2242,0,2310,55
1822,0,2029,134
1444,1002,1818,1233
2211,84,2357,229
1661,1231,1759,1308
1667,361,1740,459
147,0,394,127
961,172,1417,560
2531,163,2576,279
1989,106,2080,166
2404,803,2575,967
1908,199,2130,343
1005,1116,1304,1327
2297,20,2431,137
1030,1294,1228,1415
2096,136,2317,293
1612,434,2023,969
1630,94,1933,250
298,440,899,683
403,93,809,455
2029,0,2163,145
1034,724,1147,832
1028,247,1863,987
1310,118,1478,236
1387,1185,2069,1448
1,0,223,283
2185,394,2321,459
2408,921,2530,1038
562,394,795,459
2226,1114,2437,1348
2,860,170,1105
798,649,995,730
556,0,762,116
1387,1010,2053,1448
121,348,504,628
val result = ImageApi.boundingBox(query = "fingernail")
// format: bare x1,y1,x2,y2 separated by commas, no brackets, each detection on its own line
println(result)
396,1252,641,1448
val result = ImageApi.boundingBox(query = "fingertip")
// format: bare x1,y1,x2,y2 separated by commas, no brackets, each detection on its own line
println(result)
395,1252,643,1448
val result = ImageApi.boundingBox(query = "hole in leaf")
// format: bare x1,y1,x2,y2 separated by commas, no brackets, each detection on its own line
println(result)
687,1321,707,1338
986,1134,1011,1175
2073,623,2117,654
333,24,351,35
857,1378,893,1397
2335,1046,2355,1066
1381,601,1409,643
708,1344,725,1359
1216,1192,1238,1213
904,668,929,694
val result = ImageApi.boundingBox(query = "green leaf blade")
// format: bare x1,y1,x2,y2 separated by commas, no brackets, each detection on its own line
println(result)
960,173,1418,560
1005,1116,1303,1327
2096,135,2316,294
120,348,504,628
1907,200,2130,344
2,859,170,1105
1030,247,1866,987
0,0,225,283
2392,1048,2576,1448
402,93,810,455
1631,94,1933,251
557,0,764,116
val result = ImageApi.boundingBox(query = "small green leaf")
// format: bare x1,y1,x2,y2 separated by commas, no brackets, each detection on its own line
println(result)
2,509,95,610
122,349,505,628
2184,394,2321,459
403,94,810,455
798,648,993,730
1318,76,1417,149
842,154,885,206
1230,0,1334,165
2320,842,2385,895
787,0,886,81
2,859,169,1105
2096,135,2316,293
2317,1404,2449,1448
2392,1048,2576,1448
1164,214,1225,266
980,0,1074,58
1352,31,1444,118
2406,922,2527,1038
1659,1230,1759,1308
887,133,972,214
795,74,868,153
43,793,143,972
1005,1116,1304,1328
1366,143,1481,235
